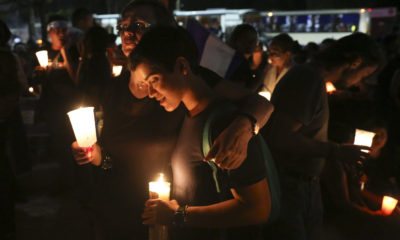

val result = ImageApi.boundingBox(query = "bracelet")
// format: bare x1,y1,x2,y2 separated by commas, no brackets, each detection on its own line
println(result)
237,112,260,136
173,205,188,227
100,150,113,170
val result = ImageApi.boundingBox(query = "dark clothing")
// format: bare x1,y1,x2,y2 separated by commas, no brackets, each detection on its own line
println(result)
171,100,266,240
265,63,329,240
36,46,81,191
0,47,19,239
77,53,112,109
269,63,329,176
95,69,183,239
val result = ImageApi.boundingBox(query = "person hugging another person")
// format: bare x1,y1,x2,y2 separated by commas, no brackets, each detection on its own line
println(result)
130,26,272,240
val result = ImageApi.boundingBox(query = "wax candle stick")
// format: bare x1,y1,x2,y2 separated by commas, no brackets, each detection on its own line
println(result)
149,173,170,240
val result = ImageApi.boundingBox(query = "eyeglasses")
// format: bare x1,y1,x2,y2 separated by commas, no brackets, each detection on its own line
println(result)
116,21,151,35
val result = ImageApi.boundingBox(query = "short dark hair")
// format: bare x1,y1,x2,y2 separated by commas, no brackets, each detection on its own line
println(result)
83,26,110,54
270,33,296,52
128,26,198,74
47,14,68,25
229,24,257,46
121,0,176,26
315,33,382,71
72,8,91,27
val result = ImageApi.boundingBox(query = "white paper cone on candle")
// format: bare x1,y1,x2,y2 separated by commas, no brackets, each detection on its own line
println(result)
112,65,123,77
35,50,48,67
258,90,271,101
382,196,398,216
354,129,376,152
67,107,97,148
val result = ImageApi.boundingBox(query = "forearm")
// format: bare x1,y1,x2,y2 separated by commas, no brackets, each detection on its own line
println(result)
237,93,273,128
184,180,270,228
267,127,333,160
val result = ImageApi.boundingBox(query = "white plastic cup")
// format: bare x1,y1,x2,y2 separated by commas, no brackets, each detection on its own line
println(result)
67,107,97,148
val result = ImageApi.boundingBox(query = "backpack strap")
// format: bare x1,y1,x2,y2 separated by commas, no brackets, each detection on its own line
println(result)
202,108,222,194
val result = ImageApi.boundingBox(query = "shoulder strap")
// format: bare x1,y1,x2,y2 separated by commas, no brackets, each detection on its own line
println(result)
202,104,236,194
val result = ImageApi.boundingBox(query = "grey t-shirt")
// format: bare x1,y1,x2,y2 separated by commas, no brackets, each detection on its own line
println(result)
269,63,329,176
171,100,266,240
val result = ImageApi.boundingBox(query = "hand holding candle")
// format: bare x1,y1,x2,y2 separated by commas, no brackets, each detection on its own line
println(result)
382,196,398,216
67,107,97,158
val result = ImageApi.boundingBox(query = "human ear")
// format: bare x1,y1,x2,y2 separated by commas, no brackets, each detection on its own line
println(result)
176,57,190,76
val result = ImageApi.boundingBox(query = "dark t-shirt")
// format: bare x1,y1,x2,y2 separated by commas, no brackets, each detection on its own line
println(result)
268,63,329,176
171,99,266,240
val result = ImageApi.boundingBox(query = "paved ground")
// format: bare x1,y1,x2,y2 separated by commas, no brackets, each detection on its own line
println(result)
15,161,95,240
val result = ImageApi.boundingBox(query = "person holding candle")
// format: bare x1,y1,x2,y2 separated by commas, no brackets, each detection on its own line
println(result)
72,1,274,239
132,26,271,239
262,33,382,240
35,15,83,194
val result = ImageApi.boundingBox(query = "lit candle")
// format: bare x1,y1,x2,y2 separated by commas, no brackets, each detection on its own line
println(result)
35,50,48,67
149,173,170,240
382,196,398,216
67,107,97,157
149,173,170,200
326,81,336,94
28,87,34,93
258,90,271,101
354,129,376,153
112,65,123,77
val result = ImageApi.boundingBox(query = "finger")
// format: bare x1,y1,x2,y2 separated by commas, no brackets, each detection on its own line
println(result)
76,158,93,165
221,155,241,170
214,148,231,165
145,199,160,207
204,142,220,162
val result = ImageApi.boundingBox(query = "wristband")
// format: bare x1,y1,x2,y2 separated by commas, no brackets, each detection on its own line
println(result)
237,113,260,136
173,205,188,227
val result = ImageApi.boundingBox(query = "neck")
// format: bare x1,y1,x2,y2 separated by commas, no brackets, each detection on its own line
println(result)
182,74,215,117
52,44,62,51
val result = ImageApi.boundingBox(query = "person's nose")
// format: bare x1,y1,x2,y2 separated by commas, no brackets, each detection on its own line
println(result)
148,84,157,98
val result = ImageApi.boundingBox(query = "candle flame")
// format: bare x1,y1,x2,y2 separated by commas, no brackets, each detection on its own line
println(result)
382,196,398,216
112,65,123,77
326,82,336,93
158,173,164,182
258,90,271,101
28,87,34,93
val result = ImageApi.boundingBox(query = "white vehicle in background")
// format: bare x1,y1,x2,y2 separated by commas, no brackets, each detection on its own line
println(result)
254,7,396,45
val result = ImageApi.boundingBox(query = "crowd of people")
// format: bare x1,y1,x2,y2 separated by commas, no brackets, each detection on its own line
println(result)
1,0,400,240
